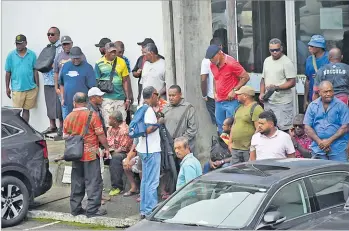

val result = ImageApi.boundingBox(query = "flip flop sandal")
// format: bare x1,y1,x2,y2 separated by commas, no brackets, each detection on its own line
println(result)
123,191,138,197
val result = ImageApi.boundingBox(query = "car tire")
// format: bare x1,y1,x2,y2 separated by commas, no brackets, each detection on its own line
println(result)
1,176,29,228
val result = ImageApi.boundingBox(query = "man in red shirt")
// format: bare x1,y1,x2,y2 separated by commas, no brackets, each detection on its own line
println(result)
289,114,312,158
205,44,250,134
63,92,110,218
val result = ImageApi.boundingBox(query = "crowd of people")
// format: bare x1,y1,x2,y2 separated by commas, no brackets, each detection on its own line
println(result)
4,26,349,219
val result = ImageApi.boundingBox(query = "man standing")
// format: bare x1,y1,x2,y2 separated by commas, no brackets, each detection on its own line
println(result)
136,86,162,218
259,38,297,133
289,114,312,158
63,92,109,218
304,81,349,162
205,44,250,134
42,26,64,135
304,35,329,111
314,48,349,105
175,137,202,190
107,110,133,196
162,85,198,153
114,41,131,72
140,43,166,103
95,42,133,124
95,38,111,56
60,47,96,118
250,111,296,160
5,34,39,122
229,86,263,164
87,87,106,134
200,37,222,125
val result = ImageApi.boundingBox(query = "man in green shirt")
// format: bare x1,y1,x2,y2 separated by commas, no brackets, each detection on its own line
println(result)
229,86,264,164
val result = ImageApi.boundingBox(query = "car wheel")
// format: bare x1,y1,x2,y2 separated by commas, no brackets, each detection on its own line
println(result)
1,176,29,228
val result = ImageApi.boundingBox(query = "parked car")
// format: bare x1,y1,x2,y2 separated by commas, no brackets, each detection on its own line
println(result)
127,159,349,230
1,107,52,227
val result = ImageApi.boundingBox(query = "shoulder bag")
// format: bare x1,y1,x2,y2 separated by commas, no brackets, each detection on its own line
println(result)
98,57,117,93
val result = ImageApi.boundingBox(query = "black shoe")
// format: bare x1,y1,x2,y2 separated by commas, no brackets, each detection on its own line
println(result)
57,127,63,137
42,127,57,134
71,208,86,216
86,208,107,218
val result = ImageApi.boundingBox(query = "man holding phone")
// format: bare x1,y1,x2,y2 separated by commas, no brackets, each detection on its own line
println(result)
288,114,312,158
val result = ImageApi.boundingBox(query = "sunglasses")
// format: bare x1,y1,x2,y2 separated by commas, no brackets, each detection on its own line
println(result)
47,33,55,37
293,125,304,128
269,48,281,53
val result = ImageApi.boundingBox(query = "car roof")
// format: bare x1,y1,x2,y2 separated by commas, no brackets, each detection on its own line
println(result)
199,159,349,188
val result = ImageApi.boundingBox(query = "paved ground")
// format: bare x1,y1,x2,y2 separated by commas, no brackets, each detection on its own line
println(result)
46,140,64,162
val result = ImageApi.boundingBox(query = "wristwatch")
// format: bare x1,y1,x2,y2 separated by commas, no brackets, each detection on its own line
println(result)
202,95,208,99
294,143,299,149
221,159,225,165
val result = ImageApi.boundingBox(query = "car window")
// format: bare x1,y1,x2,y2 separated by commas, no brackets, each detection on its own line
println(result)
267,180,311,220
309,173,349,210
1,124,21,139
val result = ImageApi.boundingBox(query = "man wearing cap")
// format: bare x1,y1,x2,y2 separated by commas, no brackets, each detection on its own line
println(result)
95,38,112,56
289,114,312,158
88,87,107,135
5,34,39,122
205,44,250,134
42,26,64,135
229,86,263,164
95,42,133,124
304,35,329,111
59,46,96,118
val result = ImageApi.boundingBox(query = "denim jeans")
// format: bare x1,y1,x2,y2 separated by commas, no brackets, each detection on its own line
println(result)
139,152,161,216
203,161,230,174
312,152,348,162
215,100,240,134
205,97,216,125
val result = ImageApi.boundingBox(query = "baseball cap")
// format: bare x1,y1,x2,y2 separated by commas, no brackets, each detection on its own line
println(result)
205,45,221,59
15,34,27,44
293,114,305,125
235,86,255,96
105,42,117,52
61,36,73,44
88,87,105,97
308,35,326,49
95,38,112,47
70,46,84,59
137,38,155,46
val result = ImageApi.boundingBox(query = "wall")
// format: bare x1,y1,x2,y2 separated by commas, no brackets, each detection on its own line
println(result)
1,1,163,132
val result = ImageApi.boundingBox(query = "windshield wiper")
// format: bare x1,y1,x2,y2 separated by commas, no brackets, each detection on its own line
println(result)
150,217,165,223
181,222,215,227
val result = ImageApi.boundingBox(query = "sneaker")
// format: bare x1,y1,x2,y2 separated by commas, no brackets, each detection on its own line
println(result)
109,188,121,196
86,208,107,218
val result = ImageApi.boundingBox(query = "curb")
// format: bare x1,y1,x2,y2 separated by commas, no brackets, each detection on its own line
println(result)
27,210,139,228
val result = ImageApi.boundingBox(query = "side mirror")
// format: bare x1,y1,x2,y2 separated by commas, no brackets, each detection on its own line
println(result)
256,211,286,230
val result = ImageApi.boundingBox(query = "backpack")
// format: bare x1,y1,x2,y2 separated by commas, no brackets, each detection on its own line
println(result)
128,104,150,138
35,44,61,73
234,102,259,120
210,136,231,162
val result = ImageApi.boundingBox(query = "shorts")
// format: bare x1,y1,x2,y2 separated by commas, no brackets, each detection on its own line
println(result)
101,98,126,125
123,156,142,173
12,87,38,110
264,101,294,131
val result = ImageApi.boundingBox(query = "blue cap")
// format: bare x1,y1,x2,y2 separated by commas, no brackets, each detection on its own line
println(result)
308,35,326,49
205,45,221,59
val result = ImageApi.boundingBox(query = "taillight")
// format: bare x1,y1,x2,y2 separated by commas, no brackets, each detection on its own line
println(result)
37,140,48,159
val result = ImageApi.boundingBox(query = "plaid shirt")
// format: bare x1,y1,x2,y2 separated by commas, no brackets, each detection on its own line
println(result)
107,122,132,153
63,108,104,161
294,134,312,158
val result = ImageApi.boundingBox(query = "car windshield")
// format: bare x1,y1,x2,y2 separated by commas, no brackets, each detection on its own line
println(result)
152,180,267,228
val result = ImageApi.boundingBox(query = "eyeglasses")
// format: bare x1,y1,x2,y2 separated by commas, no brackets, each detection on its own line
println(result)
153,92,159,96
47,33,55,37
293,125,304,128
269,48,281,53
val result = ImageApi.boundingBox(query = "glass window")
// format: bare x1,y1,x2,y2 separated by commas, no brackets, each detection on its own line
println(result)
295,0,349,73
267,180,311,220
1,124,21,139
309,173,349,210
152,180,267,229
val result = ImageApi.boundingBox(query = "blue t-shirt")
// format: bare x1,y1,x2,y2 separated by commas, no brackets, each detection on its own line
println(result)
305,52,329,101
59,61,96,114
5,49,37,92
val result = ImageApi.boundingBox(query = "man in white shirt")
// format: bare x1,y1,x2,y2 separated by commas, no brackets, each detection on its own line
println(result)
250,111,295,160
200,37,223,125
140,43,166,104
136,86,162,219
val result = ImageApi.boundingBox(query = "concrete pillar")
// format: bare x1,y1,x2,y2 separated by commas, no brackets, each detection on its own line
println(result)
162,0,216,162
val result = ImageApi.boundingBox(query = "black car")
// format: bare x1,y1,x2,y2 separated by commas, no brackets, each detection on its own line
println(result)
1,107,52,227
127,159,349,230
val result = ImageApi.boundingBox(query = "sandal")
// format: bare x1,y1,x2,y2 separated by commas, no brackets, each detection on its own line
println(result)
123,191,138,197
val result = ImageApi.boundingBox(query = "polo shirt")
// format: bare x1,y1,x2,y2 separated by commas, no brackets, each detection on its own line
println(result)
210,55,245,102
5,49,37,92
304,97,349,156
250,130,295,160
176,153,202,190
95,56,129,100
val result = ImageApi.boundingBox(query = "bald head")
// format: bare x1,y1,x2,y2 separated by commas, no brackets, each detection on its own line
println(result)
319,81,334,103
319,80,333,90
114,41,125,49
328,48,342,62
114,41,125,57
73,92,88,108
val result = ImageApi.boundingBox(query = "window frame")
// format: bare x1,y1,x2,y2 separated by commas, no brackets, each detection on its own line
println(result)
1,123,23,140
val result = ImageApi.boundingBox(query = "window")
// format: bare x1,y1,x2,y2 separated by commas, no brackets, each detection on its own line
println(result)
267,180,311,220
295,0,349,73
309,173,349,210
1,123,21,139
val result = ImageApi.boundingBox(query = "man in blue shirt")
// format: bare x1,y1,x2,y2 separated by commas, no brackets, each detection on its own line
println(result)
5,34,39,122
59,47,96,119
174,136,202,190
304,35,329,112
304,81,349,162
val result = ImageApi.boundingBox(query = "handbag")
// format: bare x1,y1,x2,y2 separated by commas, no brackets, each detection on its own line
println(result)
63,111,93,161
35,44,61,73
98,57,117,93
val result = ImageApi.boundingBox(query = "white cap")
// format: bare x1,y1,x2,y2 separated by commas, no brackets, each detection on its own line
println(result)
88,87,105,97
